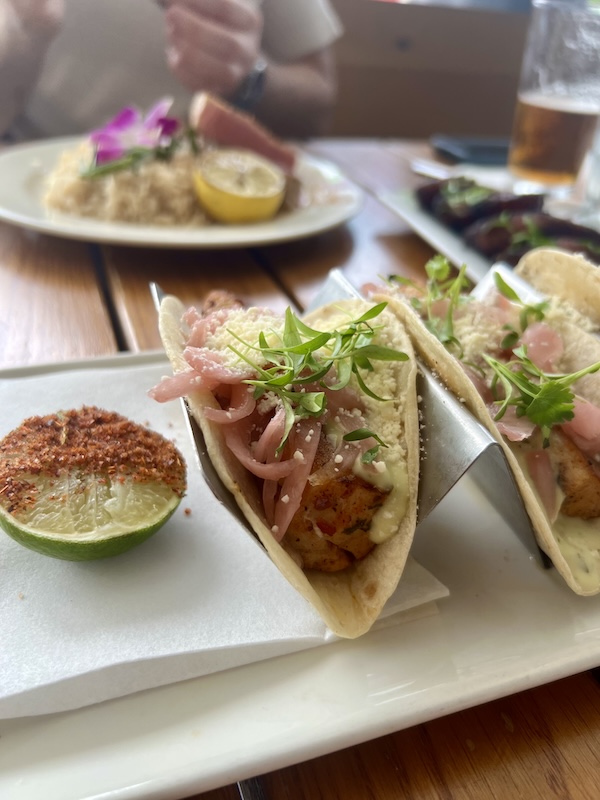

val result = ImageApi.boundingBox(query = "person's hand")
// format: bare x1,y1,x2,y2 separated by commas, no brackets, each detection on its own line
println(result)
3,0,64,40
0,1,64,136
162,0,263,97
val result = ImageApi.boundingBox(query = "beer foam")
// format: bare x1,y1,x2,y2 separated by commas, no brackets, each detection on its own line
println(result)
519,90,600,115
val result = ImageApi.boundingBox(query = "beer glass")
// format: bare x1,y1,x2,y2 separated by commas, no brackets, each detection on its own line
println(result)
508,0,600,189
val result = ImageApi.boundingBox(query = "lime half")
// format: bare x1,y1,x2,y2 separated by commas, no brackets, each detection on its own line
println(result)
0,407,187,561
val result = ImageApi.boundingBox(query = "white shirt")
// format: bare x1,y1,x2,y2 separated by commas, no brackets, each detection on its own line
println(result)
15,0,342,139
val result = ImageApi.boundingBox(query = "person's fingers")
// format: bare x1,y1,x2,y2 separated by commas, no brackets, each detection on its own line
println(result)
165,4,260,94
166,43,239,95
164,0,261,34
167,7,255,70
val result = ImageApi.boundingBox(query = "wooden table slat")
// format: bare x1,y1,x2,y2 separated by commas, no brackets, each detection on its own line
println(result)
101,246,291,352
0,226,117,368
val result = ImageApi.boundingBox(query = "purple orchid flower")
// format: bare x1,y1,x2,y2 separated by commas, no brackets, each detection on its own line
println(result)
89,98,180,165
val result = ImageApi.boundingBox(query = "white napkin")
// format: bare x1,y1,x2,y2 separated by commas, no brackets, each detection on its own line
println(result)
0,356,448,719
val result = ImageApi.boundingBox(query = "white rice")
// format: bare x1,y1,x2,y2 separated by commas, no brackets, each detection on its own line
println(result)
44,143,209,226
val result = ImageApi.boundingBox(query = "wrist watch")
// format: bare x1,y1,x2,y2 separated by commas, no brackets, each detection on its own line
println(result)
232,57,268,112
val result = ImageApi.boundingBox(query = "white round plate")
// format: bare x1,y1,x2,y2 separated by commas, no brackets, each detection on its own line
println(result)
0,137,364,248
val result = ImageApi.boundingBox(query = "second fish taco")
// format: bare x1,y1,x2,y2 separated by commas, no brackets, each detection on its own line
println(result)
150,292,420,638
372,248,600,595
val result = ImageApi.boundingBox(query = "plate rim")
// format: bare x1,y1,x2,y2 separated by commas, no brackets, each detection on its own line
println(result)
0,137,364,248
377,188,492,282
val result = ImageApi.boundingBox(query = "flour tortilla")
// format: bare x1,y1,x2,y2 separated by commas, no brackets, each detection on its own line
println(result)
379,249,600,595
516,247,600,331
158,296,419,637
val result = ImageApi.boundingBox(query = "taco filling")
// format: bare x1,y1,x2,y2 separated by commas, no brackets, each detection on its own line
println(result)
374,253,600,594
149,291,419,637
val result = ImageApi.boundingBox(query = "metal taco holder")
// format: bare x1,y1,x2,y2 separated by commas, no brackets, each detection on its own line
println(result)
307,267,550,569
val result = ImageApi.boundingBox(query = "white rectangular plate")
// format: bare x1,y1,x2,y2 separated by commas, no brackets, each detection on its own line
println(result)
378,189,492,283
2,354,600,800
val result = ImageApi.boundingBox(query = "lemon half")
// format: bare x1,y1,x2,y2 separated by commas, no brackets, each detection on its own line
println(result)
193,148,286,224
0,407,187,561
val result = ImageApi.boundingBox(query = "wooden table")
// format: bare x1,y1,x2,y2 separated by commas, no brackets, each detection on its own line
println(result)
2,140,600,800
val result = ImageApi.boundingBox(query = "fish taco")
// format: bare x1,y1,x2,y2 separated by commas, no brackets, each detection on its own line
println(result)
372,248,600,595
150,292,419,637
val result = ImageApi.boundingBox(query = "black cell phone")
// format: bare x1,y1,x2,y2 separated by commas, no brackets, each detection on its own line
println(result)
430,134,510,166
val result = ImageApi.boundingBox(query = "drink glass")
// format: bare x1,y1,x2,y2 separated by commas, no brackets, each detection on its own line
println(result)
508,0,600,191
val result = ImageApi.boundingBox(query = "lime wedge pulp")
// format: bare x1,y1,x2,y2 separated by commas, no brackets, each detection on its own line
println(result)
0,407,187,561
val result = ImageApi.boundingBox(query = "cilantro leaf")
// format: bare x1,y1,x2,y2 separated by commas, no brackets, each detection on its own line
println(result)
492,271,549,332
484,349,600,446
227,304,408,452
527,381,575,431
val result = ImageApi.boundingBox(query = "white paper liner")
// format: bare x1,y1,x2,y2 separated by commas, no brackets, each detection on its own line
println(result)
0,357,448,719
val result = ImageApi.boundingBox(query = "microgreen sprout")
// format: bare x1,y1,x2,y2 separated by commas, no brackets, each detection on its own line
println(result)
493,272,549,339
390,255,470,355
484,347,600,446
342,428,389,464
226,305,408,456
